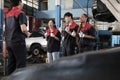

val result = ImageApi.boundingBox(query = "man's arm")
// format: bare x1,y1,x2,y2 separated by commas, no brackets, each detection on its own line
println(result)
20,24,31,37
19,13,31,37
84,34,95,39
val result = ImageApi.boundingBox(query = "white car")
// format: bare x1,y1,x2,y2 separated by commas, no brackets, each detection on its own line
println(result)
25,31,47,56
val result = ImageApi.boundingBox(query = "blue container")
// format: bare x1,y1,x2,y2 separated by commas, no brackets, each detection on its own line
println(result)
111,35,120,47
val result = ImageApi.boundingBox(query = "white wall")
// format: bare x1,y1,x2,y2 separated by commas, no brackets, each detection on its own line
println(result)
48,0,73,10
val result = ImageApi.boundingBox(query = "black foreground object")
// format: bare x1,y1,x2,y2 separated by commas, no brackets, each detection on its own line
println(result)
3,47,120,80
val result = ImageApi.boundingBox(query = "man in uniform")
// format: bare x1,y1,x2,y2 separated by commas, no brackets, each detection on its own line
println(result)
3,0,31,75
78,14,96,52
62,12,78,56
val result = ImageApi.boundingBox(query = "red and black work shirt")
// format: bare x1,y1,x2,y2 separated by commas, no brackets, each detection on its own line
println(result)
46,28,61,53
79,22,96,46
5,7,27,47
63,22,78,47
79,22,96,38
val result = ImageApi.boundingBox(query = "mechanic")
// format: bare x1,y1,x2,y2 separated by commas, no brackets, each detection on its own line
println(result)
78,14,96,53
61,12,79,56
45,20,61,63
3,0,31,75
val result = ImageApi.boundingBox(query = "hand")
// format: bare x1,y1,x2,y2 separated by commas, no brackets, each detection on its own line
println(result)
27,32,31,37
44,32,48,37
65,27,70,32
50,33,55,37
71,31,76,37
79,31,85,38
3,49,8,58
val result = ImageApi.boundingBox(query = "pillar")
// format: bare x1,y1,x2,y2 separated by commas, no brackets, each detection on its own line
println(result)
0,0,4,30
55,0,61,28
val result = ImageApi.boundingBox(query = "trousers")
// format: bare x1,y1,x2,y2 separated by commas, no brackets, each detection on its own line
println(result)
7,43,27,75
47,52,60,63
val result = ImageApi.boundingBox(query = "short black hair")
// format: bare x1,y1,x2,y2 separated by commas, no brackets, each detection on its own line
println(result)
64,12,73,19
10,0,22,7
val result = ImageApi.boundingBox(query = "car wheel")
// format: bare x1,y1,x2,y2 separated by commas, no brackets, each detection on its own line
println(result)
30,44,41,56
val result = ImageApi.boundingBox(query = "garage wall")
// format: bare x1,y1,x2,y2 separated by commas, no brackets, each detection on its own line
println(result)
35,8,92,19
0,0,4,52
48,0,73,10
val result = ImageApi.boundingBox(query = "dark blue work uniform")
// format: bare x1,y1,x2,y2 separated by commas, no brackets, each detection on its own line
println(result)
5,7,27,75
62,22,78,56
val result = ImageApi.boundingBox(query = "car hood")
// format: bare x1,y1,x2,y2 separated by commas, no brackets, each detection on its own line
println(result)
25,37,47,47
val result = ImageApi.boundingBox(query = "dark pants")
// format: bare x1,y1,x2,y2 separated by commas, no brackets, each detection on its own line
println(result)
7,43,27,75
62,44,75,56
79,43,95,53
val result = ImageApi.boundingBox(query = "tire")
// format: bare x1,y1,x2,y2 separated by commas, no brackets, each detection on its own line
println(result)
30,44,41,56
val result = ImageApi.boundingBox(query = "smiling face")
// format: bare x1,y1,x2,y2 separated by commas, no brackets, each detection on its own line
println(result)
79,14,88,23
48,20,55,29
64,12,73,25
64,16,72,25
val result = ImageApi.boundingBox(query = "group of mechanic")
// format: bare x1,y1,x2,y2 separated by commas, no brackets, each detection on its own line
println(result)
2,0,96,76
45,12,96,63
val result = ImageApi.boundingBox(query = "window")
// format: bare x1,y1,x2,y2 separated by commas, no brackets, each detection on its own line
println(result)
23,0,39,9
